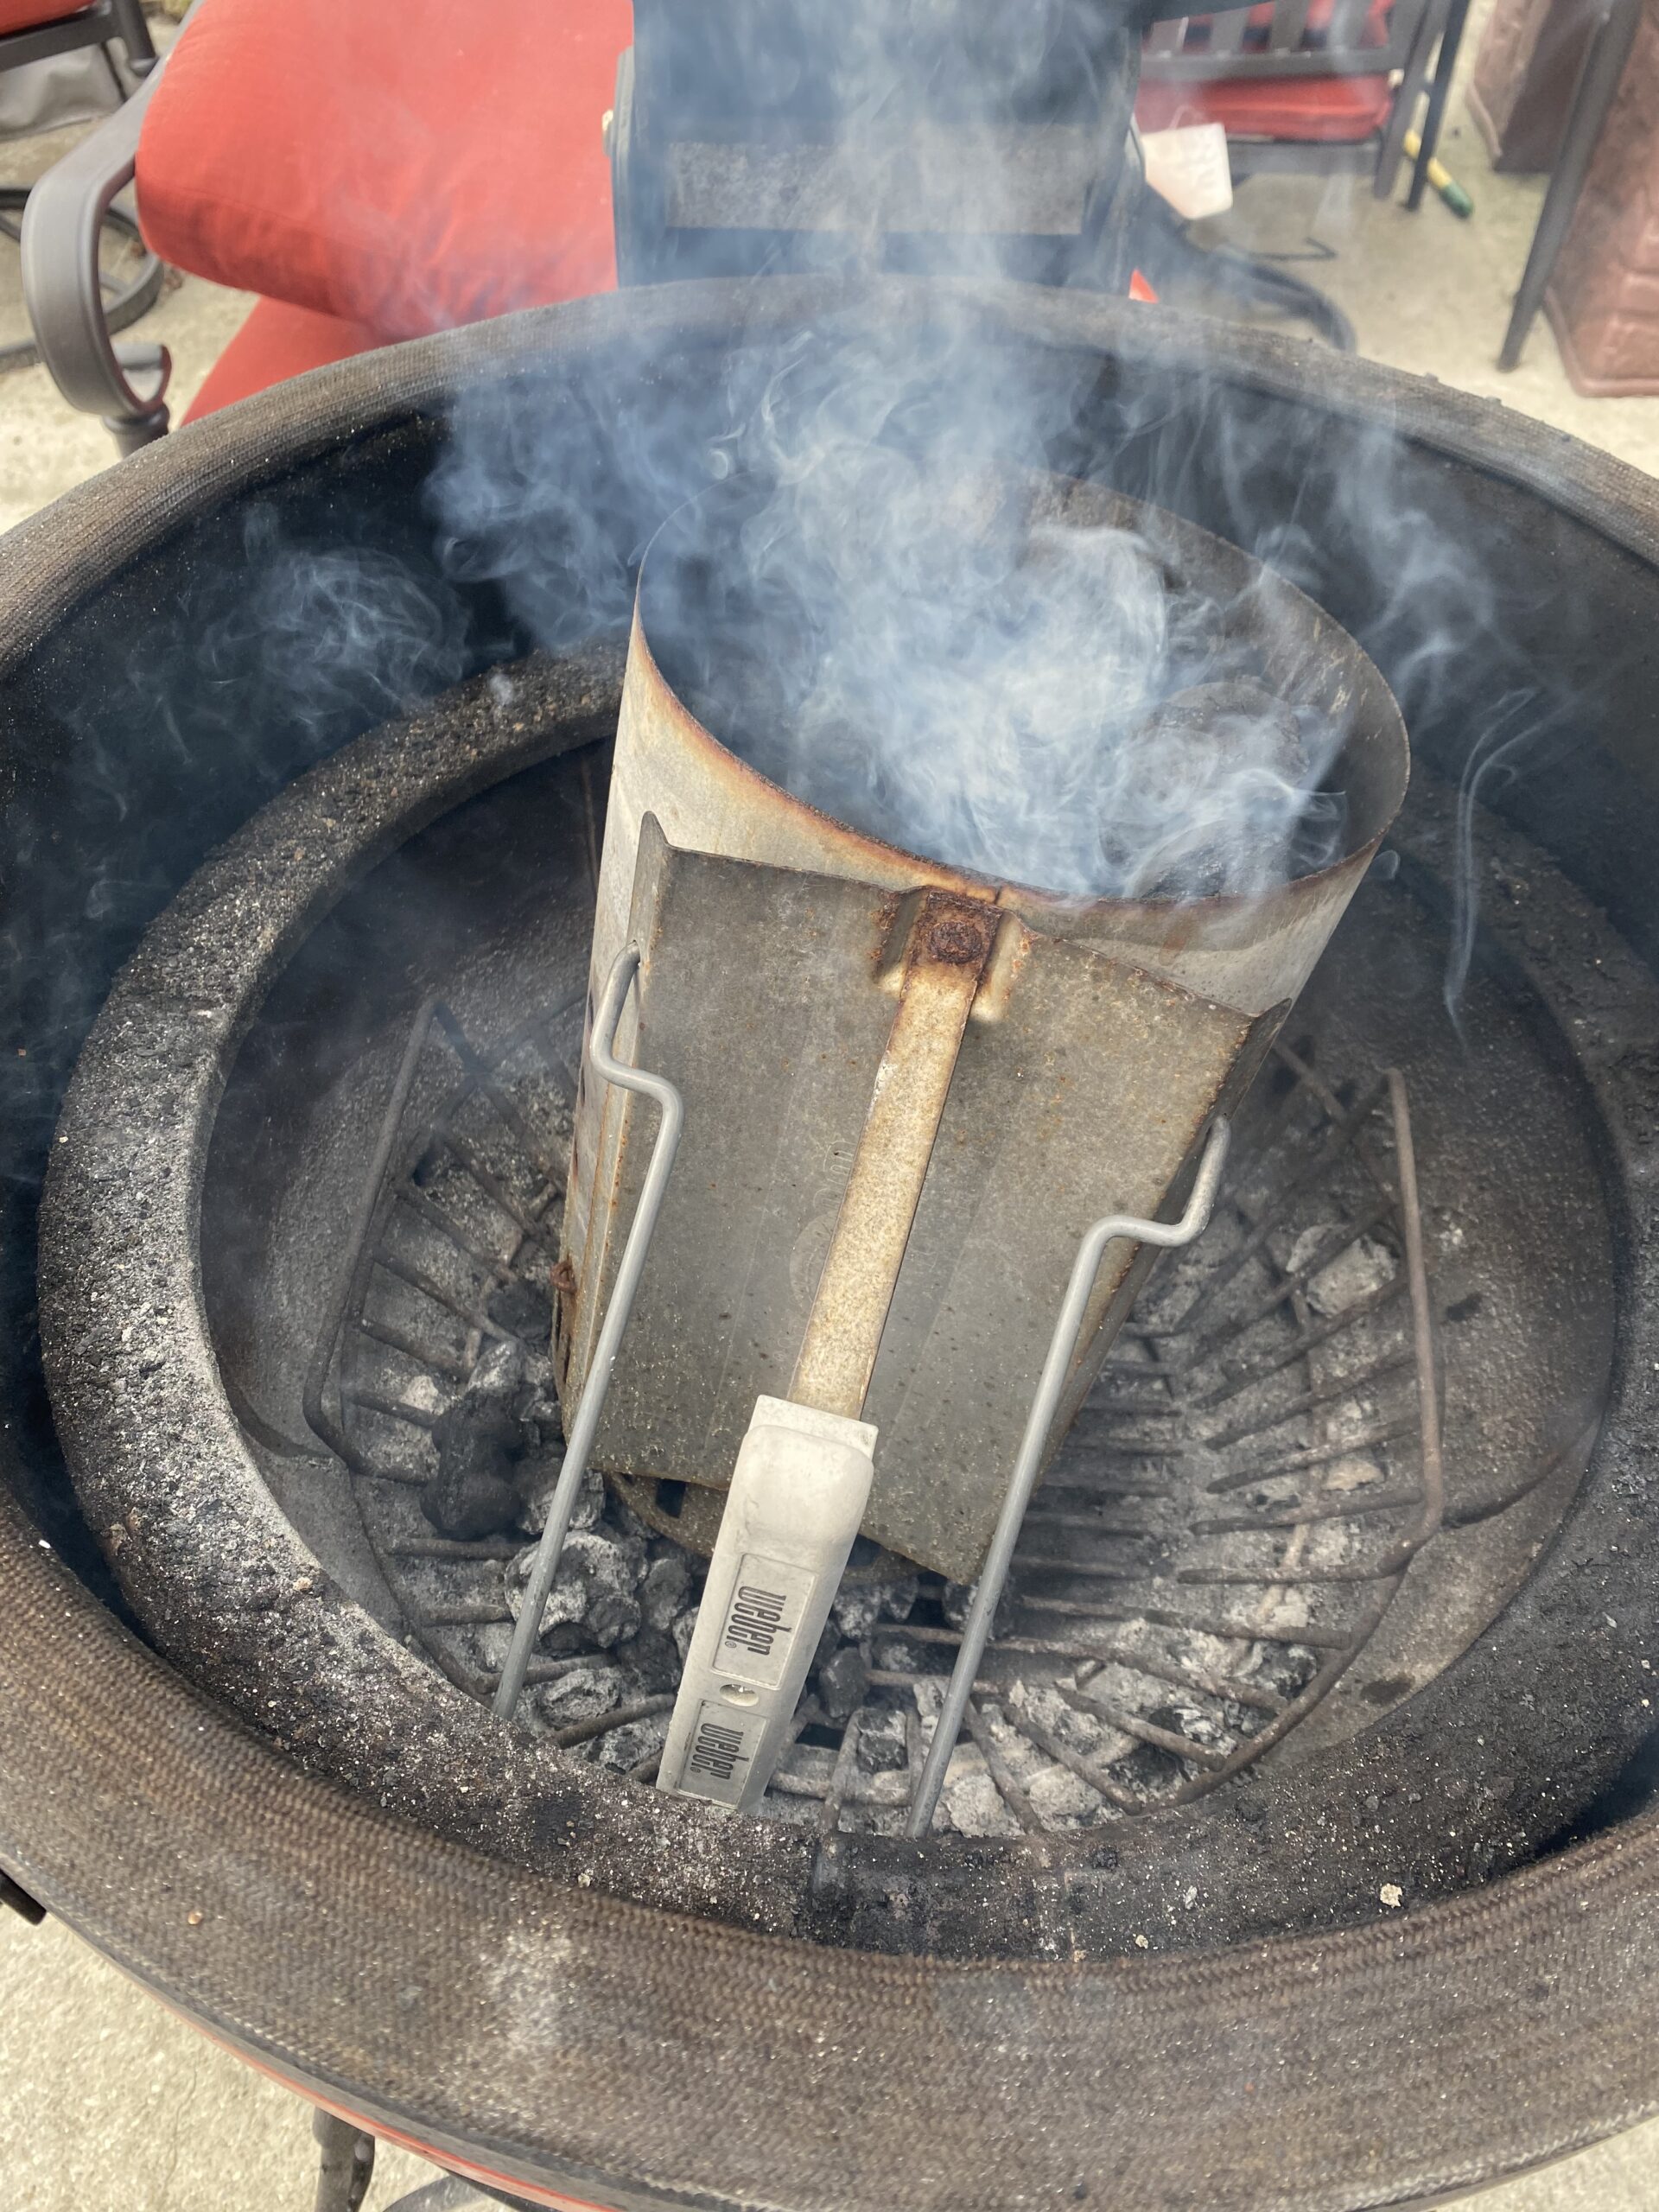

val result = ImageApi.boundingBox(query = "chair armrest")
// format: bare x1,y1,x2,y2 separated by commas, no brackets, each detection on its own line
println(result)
22,63,171,454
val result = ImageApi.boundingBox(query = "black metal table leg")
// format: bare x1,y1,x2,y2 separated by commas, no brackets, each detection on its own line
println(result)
314,2110,376,2212
0,1868,45,1924
1408,0,1475,208
1499,0,1643,368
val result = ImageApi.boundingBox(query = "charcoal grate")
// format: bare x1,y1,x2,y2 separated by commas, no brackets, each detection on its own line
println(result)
306,998,1442,1832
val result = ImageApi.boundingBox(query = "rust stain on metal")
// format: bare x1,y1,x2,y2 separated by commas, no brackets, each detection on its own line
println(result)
591,485,1410,1033
915,902,995,964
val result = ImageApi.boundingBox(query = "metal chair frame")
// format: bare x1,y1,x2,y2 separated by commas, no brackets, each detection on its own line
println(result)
9,0,164,447
1139,0,1464,200
0,0,151,77
1497,0,1641,371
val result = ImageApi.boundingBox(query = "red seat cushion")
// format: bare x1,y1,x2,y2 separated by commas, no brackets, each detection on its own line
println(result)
181,297,382,423
1138,0,1395,141
0,0,94,27
137,0,630,341
1135,73,1394,138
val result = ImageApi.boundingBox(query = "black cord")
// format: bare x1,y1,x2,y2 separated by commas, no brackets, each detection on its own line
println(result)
1133,192,1357,351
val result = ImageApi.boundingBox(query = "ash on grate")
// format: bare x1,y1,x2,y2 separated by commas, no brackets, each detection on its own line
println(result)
337,1012,1438,1834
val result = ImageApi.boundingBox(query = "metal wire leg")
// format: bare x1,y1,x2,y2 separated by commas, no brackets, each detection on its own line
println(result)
493,944,683,1721
383,2177,502,2210
1375,0,1451,200
1406,0,1473,209
906,1118,1233,1837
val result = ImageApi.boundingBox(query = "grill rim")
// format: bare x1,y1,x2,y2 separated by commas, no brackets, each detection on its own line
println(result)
10,277,1659,2207
39,637,1652,1952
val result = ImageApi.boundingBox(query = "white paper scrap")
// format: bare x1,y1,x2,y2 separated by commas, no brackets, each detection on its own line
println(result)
1141,123,1234,219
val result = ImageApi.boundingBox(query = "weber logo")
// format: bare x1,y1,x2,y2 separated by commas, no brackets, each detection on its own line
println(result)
669,1699,766,1806
715,1554,813,1691
722,1583,790,1660
689,1717,749,1784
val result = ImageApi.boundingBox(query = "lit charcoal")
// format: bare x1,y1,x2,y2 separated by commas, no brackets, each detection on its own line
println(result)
534,1662,623,1729
421,1339,543,1540
610,1625,682,1694
940,1577,1016,1638
1249,1643,1319,1701
519,1459,601,1535
855,1707,907,1774
1025,1764,1101,1826
942,1761,1021,1839
594,1717,668,1772
830,1584,886,1639
486,1272,555,1343
880,1575,922,1621
1297,1230,1398,1316
507,1528,646,1649
640,1548,693,1631
816,1642,870,1721
831,1574,919,1639
671,1607,700,1662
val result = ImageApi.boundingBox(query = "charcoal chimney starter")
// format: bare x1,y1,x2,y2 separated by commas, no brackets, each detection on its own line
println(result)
560,472,1408,1581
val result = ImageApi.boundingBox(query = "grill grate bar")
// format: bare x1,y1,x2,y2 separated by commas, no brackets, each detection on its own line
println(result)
1169,1074,1389,1335
1194,1483,1425,1535
431,1001,567,1184
393,1181,518,1281
390,1535,522,1560
434,1125,559,1251
1018,1596,1353,1650
1203,1422,1415,1494
372,1246,505,1340
355,1314,472,1384
550,1695,676,1751
345,1388,440,1430
1187,1276,1408,1410
317,992,1442,1845
998,1703,1140,1810
1193,1349,1417,1450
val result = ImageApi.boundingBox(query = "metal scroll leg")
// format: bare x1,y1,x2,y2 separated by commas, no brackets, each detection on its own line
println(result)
905,1118,1233,1839
492,944,683,1723
0,1870,45,1924
384,2177,509,2209
1498,0,1641,370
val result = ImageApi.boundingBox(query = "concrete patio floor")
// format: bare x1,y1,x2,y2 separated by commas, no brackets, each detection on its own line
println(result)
4,32,1659,2212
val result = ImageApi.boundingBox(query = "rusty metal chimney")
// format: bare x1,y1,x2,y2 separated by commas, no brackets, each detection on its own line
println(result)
557,476,1408,1583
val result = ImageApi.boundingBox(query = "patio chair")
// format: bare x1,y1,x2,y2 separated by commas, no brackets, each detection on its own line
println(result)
3,0,160,376
22,0,629,450
1135,0,1466,204
0,0,150,81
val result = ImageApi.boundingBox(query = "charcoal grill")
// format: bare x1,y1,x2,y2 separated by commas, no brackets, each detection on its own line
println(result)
6,281,1659,2212
268,696,1449,1843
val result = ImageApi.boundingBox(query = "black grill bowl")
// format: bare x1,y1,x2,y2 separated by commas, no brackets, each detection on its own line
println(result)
8,280,1659,2212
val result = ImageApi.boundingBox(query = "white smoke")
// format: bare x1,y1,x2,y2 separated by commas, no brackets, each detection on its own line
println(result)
654,324,1351,899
